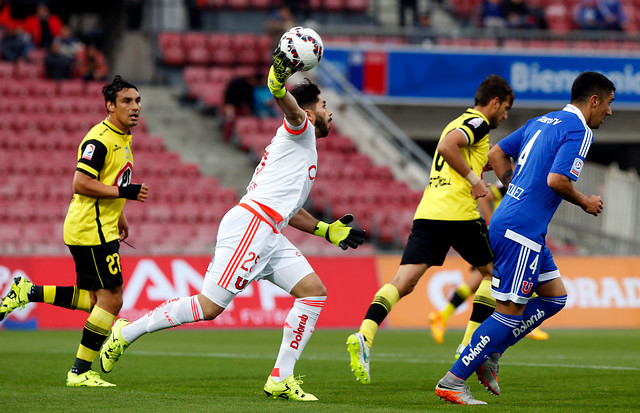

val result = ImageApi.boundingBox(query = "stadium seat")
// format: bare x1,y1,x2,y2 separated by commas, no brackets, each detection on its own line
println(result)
158,32,183,51
162,47,187,66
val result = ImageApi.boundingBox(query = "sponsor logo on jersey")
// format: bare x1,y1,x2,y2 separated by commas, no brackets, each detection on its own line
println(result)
570,158,583,178
468,117,484,129
290,314,309,349
512,308,545,338
82,144,95,160
461,335,490,366
308,165,317,181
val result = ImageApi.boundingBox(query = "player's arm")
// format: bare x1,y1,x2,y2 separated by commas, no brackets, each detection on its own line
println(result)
547,174,603,216
477,188,496,224
267,48,306,127
488,143,513,187
118,211,129,240
289,208,365,250
72,171,148,202
437,129,488,199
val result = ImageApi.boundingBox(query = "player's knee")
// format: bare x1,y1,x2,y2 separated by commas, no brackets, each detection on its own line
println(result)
541,295,567,317
198,295,225,320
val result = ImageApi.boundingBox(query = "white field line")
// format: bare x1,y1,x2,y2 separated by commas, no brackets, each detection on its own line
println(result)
37,349,640,372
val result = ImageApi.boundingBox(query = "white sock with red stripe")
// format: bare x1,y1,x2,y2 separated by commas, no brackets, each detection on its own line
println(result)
121,295,203,343
270,296,326,382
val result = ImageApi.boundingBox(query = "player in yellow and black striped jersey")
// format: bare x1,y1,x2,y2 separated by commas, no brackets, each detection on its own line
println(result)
347,75,514,385
0,75,148,387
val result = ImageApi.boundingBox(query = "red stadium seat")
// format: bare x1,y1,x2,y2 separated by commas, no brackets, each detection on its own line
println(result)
158,32,183,51
162,47,187,66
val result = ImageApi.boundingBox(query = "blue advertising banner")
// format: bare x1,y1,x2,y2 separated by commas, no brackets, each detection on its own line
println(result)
324,46,640,105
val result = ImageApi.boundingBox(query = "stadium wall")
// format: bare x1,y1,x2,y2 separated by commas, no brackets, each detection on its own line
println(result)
1,255,639,330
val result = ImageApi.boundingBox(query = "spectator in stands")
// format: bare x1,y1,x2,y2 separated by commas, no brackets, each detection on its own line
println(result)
74,42,109,81
125,0,144,31
45,40,73,79
501,0,543,29
399,0,419,27
598,0,627,31
184,0,202,29
481,0,506,28
0,0,12,28
266,5,296,50
222,72,266,142
1,20,30,62
23,2,63,49
574,0,607,30
54,25,84,60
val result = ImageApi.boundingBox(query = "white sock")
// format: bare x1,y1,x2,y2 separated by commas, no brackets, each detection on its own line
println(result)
121,295,203,343
270,296,325,382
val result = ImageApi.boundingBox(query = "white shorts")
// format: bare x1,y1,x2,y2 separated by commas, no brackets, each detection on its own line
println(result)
201,205,314,308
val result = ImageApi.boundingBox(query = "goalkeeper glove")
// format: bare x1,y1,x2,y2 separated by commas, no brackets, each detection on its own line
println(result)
268,48,298,98
313,214,366,250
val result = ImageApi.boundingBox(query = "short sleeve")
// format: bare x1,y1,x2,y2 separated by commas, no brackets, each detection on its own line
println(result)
550,129,592,181
457,117,490,145
497,123,527,158
76,139,107,178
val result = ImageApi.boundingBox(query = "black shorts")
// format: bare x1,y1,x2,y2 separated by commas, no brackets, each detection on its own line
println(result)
400,219,492,268
68,240,123,290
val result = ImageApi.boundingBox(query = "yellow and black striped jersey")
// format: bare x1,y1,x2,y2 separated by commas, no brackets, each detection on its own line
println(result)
414,108,491,221
63,118,134,246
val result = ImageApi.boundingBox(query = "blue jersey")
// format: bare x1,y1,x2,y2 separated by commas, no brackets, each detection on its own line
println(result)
490,104,593,244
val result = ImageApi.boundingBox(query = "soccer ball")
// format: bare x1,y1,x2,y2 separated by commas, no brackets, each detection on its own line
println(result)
278,26,323,71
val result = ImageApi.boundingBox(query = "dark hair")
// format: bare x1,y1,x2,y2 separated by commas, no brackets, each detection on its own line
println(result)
570,72,615,104
289,78,321,109
102,75,138,105
474,74,514,106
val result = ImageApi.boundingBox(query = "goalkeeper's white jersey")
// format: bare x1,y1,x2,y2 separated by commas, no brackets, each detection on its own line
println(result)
239,115,317,231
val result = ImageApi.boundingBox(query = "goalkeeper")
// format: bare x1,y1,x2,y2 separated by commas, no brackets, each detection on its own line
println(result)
99,47,365,402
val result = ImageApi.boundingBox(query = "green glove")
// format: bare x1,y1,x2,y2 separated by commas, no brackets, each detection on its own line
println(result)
313,214,366,250
268,48,298,98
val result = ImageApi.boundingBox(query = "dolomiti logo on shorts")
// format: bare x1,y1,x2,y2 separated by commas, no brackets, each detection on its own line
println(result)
461,335,490,366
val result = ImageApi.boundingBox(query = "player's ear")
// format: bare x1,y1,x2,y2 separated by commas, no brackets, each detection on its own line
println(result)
304,108,315,124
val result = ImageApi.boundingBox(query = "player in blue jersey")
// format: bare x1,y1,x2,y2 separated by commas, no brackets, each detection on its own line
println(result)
434,71,615,405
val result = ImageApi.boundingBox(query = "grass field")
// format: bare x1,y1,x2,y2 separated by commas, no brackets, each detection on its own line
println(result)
1,328,639,412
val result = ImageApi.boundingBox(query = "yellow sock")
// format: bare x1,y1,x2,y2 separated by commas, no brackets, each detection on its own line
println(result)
440,283,472,322
76,306,116,364
461,321,480,347
460,280,495,347
359,283,399,348
43,286,92,313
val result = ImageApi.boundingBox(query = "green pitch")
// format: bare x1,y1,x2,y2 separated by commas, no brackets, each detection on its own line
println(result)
1,329,638,412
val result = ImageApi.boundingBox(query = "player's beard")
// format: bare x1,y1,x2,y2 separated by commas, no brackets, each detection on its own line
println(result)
315,117,330,138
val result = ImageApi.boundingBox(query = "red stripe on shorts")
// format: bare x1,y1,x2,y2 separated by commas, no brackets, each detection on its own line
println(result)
219,216,260,289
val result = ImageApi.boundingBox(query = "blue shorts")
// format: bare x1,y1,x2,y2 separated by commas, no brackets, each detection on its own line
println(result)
489,228,560,304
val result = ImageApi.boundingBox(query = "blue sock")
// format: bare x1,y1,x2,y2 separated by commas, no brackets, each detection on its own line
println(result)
500,295,567,352
450,311,522,380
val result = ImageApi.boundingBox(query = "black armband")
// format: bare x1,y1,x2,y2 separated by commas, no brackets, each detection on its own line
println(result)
118,184,142,200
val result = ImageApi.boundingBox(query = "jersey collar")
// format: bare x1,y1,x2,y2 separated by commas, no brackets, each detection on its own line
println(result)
466,108,489,124
562,104,587,126
102,118,132,137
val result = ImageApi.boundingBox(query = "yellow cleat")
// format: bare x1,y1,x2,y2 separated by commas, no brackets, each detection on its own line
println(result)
264,375,318,401
526,327,550,341
429,312,446,345
100,318,131,373
66,370,116,387
346,332,370,384
0,277,33,322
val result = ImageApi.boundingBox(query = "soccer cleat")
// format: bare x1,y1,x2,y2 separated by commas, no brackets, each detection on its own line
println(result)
264,375,318,401
526,327,550,341
346,332,370,384
429,312,446,344
454,343,465,360
100,318,131,373
0,276,33,322
435,379,486,405
476,353,500,395
66,370,116,387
